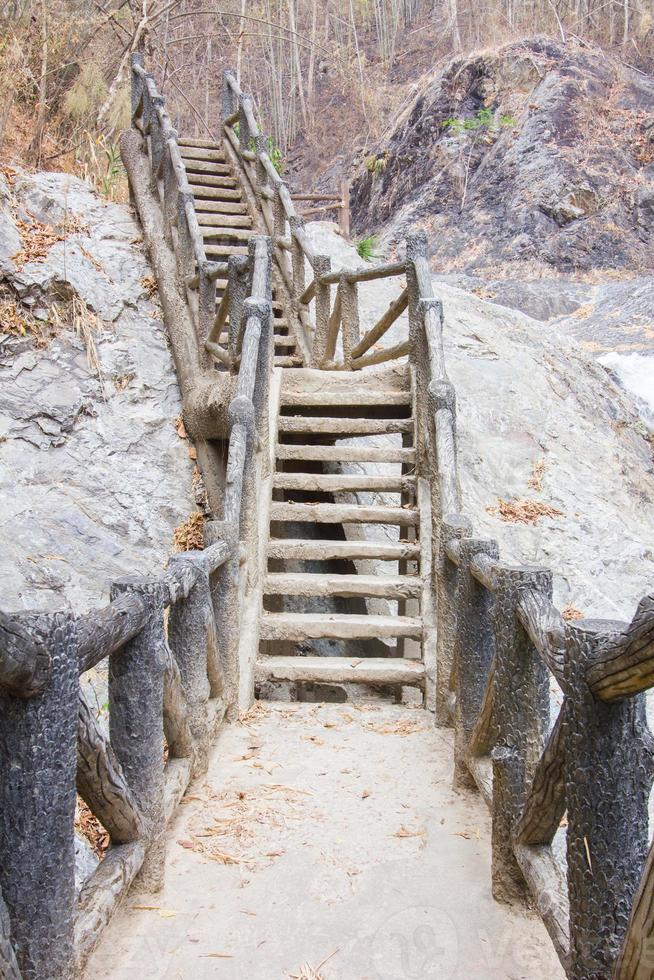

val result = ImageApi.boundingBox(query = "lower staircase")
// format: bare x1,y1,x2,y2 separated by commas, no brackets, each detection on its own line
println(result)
256,366,430,701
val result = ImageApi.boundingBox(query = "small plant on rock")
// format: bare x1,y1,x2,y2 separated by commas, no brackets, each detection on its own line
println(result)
442,107,516,212
356,233,382,262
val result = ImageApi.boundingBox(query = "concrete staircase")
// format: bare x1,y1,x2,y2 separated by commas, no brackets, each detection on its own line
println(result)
178,137,301,368
256,366,431,701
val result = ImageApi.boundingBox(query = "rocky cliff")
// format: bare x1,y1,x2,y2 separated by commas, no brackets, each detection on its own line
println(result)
351,37,654,277
0,170,197,614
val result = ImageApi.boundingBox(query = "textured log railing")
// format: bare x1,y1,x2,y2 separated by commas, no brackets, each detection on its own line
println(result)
222,70,411,372
0,229,272,980
401,228,654,978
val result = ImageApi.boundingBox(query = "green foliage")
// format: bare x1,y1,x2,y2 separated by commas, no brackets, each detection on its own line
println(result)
443,107,516,135
99,140,124,199
365,153,386,178
356,233,382,262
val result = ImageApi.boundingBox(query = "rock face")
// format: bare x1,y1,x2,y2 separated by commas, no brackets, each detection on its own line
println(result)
351,37,654,276
304,223,654,622
0,171,195,614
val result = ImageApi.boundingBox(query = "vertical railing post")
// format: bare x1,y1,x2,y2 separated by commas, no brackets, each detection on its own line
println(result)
197,261,219,364
311,254,331,366
227,254,250,362
109,578,166,892
564,619,653,977
222,70,237,124
406,231,431,475
176,189,196,283
238,94,252,154
289,215,306,308
339,177,350,237
435,516,471,724
340,276,360,367
490,566,551,903
130,52,144,121
168,556,218,775
205,520,241,719
452,538,498,788
0,612,78,979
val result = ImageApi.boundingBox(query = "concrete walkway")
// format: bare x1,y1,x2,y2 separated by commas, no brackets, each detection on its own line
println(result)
85,703,564,980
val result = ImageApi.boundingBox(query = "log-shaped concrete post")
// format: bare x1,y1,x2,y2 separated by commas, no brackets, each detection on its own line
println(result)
0,612,78,980
197,261,220,361
227,254,250,361
311,255,332,366
406,231,431,474
452,538,498,788
222,70,237,123
130,53,144,119
109,578,167,892
289,215,306,306
206,520,241,719
564,619,654,978
435,515,471,725
238,94,252,153
490,566,551,903
340,277,360,367
168,554,218,775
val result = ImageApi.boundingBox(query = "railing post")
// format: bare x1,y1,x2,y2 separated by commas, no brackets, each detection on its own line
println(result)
227,254,250,363
435,516,471,724
289,215,306,307
238,94,252,153
176,189,196,283
168,556,219,776
340,277,360,367
406,231,431,474
0,612,78,979
311,254,331,366
490,566,551,904
564,619,653,978
197,261,220,364
130,52,144,121
452,538,498,788
205,520,241,719
109,578,167,892
339,177,350,237
222,70,237,123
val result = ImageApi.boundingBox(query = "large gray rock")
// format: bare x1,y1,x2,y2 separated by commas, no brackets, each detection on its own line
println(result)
305,223,654,622
0,171,195,614
351,37,654,277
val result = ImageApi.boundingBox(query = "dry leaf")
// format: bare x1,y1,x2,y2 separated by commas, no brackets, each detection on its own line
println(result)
394,825,425,838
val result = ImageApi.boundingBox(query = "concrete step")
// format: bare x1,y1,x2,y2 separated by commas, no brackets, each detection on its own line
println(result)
278,416,413,436
269,501,419,525
255,655,425,687
204,244,249,258
201,227,254,241
259,613,422,641
198,213,252,228
264,572,421,599
267,538,420,562
193,200,248,215
272,472,416,494
276,444,415,464
179,145,226,163
182,158,232,176
188,173,239,189
274,355,303,367
178,137,224,151
190,186,243,202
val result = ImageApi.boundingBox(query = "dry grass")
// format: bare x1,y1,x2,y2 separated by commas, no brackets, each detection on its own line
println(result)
562,604,584,621
0,295,42,340
140,274,158,299
12,212,88,269
488,498,564,525
75,797,109,859
527,458,546,492
173,512,205,552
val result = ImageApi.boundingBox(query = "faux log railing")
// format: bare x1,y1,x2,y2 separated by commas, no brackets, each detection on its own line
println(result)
400,231,654,979
222,71,409,372
0,234,273,980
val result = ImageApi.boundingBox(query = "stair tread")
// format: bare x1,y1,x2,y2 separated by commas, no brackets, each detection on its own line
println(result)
275,355,303,367
178,137,224,150
194,200,249,215
183,159,232,175
272,473,416,493
204,244,249,257
201,227,254,241
180,146,226,163
199,214,252,228
278,416,413,435
190,186,243,201
270,501,419,525
188,173,238,188
276,444,415,464
267,538,420,561
259,612,422,640
264,572,421,599
256,655,424,686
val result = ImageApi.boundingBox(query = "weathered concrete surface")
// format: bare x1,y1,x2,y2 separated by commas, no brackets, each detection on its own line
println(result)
303,223,654,622
84,702,563,979
0,171,196,614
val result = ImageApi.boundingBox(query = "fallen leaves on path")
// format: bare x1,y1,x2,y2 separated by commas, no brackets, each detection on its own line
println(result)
394,825,427,841
287,947,339,980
